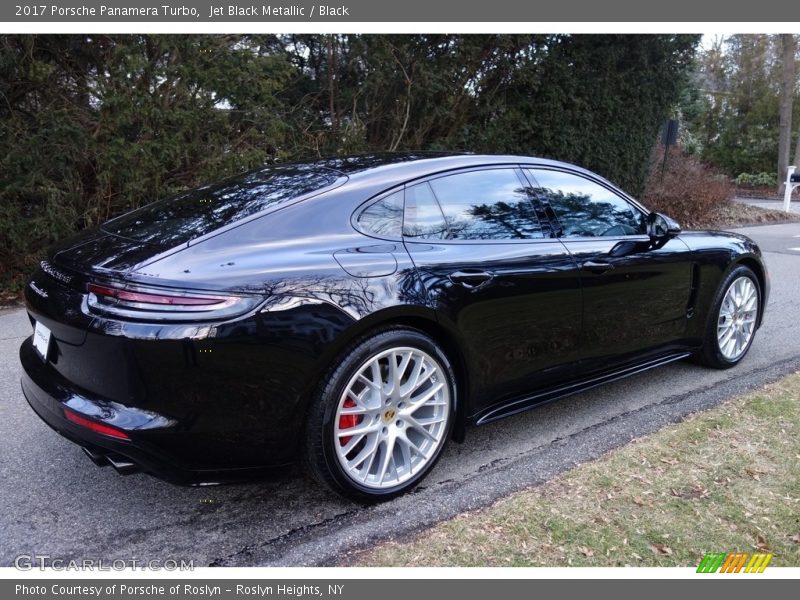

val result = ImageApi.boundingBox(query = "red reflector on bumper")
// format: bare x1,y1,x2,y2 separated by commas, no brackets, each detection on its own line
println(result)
64,409,131,440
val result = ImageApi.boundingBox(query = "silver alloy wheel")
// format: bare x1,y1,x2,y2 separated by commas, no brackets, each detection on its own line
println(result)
717,275,758,361
333,346,450,489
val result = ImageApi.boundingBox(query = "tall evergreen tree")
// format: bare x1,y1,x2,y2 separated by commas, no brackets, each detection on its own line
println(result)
687,34,799,178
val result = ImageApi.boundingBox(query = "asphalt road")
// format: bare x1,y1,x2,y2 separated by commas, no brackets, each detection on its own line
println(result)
2,223,800,568
735,195,800,214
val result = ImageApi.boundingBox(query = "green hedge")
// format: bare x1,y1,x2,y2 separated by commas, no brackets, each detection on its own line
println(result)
0,34,699,292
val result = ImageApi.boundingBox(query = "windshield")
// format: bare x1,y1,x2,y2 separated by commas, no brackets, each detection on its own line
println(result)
101,165,340,247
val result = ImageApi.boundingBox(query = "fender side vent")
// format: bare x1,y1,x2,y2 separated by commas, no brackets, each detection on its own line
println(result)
686,263,700,319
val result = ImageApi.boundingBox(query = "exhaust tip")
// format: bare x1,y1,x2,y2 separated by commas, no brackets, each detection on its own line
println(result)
106,454,140,476
82,446,109,467
82,446,140,475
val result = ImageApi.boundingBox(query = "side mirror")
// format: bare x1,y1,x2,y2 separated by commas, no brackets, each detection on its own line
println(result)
647,212,681,240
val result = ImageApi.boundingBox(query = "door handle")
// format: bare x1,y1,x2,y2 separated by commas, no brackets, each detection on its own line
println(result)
581,260,615,274
449,270,494,288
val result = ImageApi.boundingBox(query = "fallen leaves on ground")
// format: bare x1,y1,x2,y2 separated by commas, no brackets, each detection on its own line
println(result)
650,544,673,556
670,484,710,500
755,534,771,551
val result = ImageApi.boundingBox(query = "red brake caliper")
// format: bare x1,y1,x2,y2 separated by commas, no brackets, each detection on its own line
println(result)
339,397,359,446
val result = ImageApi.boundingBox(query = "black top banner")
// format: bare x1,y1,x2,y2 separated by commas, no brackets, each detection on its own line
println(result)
3,0,800,22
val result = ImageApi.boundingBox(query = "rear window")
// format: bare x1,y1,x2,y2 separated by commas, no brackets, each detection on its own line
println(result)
101,165,339,246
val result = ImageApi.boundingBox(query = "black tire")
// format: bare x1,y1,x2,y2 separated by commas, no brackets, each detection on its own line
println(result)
695,265,761,369
304,327,456,503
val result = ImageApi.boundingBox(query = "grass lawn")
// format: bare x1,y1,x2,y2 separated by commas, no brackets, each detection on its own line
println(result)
353,372,800,567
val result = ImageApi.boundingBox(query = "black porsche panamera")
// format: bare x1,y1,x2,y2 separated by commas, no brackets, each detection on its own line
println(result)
20,153,768,501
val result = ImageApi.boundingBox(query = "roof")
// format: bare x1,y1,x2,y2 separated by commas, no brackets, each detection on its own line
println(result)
304,152,578,191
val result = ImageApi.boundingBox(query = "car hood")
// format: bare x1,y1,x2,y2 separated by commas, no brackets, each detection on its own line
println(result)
677,229,762,256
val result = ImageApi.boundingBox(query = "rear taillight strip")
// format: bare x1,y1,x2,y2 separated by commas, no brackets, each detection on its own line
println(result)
88,283,227,306
86,282,259,321
87,283,236,312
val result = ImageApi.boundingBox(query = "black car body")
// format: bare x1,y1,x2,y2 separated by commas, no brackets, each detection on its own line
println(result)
20,153,768,500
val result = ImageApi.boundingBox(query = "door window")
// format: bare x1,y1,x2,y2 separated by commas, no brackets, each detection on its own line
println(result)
526,169,645,237
425,169,546,240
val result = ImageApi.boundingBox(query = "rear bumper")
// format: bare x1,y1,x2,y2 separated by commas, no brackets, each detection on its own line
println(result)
19,338,290,485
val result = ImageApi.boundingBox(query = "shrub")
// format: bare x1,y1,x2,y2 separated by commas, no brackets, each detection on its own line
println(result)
734,172,778,188
642,145,733,228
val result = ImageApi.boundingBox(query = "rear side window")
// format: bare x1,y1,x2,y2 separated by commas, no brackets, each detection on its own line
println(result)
403,182,450,240
526,169,645,237
427,169,545,240
356,191,404,237
102,165,339,246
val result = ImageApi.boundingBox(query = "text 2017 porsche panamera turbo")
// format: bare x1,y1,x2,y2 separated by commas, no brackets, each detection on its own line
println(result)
20,153,768,501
